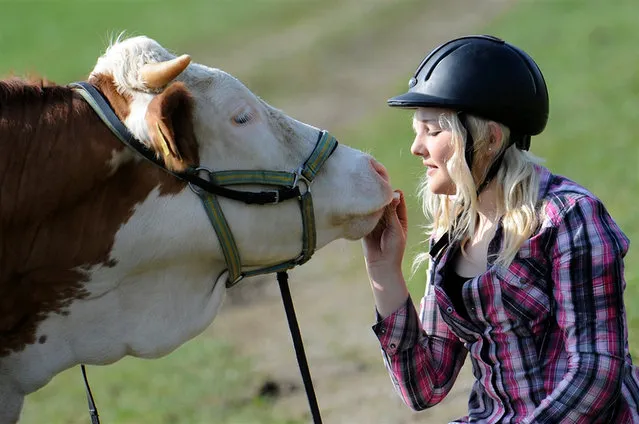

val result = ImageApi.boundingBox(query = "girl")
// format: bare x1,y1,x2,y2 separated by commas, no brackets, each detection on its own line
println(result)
363,35,639,423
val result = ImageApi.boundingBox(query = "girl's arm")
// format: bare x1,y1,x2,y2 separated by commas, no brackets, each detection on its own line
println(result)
363,191,467,410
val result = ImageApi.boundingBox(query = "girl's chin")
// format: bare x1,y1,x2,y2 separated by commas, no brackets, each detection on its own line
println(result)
427,179,456,196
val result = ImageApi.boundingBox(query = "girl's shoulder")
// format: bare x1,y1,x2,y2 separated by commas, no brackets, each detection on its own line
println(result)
534,165,629,251
535,165,603,223
539,167,602,220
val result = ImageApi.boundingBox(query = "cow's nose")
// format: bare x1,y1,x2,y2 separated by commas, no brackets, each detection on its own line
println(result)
369,157,390,183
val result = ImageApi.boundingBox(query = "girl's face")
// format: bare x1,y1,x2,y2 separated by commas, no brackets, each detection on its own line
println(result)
411,107,456,195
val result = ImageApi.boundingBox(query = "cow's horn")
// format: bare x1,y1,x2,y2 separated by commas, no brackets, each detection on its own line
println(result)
141,54,191,89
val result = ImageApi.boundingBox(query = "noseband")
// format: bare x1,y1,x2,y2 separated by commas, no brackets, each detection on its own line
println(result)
71,81,334,423
190,129,338,287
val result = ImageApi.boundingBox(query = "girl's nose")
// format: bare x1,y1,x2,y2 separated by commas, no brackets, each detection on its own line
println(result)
410,136,425,157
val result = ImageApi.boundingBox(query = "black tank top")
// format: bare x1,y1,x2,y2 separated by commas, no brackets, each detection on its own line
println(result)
444,266,472,320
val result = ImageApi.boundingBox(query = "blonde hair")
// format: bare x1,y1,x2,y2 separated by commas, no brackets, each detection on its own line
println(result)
413,112,543,273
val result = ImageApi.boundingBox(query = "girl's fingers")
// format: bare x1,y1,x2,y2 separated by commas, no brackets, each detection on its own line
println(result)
395,190,408,235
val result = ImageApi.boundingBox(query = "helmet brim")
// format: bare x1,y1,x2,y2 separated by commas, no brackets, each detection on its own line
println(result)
387,91,460,109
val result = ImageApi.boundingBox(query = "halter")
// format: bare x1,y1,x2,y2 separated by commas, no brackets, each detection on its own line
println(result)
71,82,337,286
71,81,334,423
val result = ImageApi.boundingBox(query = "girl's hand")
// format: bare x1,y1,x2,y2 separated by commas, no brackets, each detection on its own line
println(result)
362,190,408,276
362,190,409,318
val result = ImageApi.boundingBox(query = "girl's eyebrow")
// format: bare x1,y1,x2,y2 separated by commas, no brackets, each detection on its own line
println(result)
413,113,440,124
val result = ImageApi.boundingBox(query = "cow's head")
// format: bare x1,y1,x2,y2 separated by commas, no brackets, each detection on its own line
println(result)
88,36,393,269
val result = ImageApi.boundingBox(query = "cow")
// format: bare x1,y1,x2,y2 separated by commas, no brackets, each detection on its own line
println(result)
0,35,393,423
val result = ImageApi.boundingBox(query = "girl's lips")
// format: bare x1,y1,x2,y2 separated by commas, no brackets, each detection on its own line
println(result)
427,166,438,176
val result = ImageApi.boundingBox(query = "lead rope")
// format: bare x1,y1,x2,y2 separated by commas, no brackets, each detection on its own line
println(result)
276,271,322,424
80,272,322,424
81,365,100,424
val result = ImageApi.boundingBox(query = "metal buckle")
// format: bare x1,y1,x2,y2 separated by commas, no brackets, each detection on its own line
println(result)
188,166,213,196
267,189,280,204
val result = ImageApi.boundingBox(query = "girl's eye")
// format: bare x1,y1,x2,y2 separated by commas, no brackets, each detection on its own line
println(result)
427,130,441,137
232,111,253,125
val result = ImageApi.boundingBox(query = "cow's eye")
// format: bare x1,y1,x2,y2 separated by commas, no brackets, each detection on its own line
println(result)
232,111,253,125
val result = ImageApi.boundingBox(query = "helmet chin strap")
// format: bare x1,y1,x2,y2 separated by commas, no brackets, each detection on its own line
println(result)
458,112,475,171
457,112,530,196
458,111,491,195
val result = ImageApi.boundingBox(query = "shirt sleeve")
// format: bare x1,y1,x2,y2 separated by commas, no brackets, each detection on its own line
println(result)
372,283,467,410
524,195,630,423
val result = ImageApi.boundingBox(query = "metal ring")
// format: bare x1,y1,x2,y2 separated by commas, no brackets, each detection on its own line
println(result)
293,168,312,196
188,166,213,195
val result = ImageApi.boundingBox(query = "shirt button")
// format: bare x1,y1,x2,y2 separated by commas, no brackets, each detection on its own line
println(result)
390,343,396,349
379,327,386,334
446,306,453,313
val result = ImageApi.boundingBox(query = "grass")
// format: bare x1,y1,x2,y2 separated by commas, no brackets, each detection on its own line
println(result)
6,0,639,422
20,338,302,424
0,0,339,82
237,0,427,101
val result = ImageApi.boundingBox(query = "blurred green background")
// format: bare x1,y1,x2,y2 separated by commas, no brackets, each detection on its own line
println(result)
2,0,638,423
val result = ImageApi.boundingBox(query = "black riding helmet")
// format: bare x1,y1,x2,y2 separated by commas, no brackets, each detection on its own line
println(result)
388,35,549,193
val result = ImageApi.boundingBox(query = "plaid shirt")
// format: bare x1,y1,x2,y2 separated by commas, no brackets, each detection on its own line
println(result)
373,166,639,423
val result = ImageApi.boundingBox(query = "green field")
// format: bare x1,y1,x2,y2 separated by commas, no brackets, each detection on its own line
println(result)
3,0,639,423
0,1,342,83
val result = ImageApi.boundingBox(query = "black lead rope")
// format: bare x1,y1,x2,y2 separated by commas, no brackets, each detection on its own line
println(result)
80,272,323,424
276,271,323,424
81,365,100,424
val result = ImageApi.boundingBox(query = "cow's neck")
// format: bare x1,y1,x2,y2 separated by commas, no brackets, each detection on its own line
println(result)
0,79,199,361
0,80,129,226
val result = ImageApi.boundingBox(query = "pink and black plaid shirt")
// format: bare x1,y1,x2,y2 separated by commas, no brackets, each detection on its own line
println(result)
373,166,639,423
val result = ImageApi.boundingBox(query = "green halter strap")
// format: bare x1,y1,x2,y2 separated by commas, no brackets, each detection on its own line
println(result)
193,131,338,287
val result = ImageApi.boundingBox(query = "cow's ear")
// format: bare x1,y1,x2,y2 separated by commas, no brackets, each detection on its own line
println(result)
145,82,199,173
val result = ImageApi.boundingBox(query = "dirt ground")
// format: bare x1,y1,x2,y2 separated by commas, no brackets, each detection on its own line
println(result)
204,1,514,422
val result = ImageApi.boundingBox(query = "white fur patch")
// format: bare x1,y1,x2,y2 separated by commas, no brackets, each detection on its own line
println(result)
123,92,155,144
107,147,134,175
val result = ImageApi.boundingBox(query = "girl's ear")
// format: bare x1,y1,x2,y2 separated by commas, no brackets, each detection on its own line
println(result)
488,121,504,152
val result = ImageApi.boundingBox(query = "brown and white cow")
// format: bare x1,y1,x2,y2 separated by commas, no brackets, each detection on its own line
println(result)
0,36,393,423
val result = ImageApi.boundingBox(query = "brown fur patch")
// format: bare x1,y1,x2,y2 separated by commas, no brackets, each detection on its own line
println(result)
88,73,131,120
0,76,199,357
